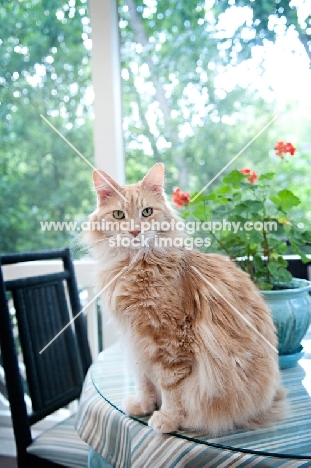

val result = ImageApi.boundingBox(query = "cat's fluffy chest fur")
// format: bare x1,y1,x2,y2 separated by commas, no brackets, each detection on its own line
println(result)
86,163,286,435
112,250,190,334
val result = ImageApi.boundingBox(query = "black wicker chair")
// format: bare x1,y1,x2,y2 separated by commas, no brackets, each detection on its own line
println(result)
0,248,92,468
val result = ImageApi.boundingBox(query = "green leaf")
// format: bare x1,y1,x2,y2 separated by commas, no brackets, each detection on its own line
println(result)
222,169,245,186
248,230,264,244
276,268,293,283
258,172,274,182
268,261,292,284
258,281,273,290
267,261,280,276
300,230,311,243
247,200,265,213
180,209,191,219
277,216,290,225
215,184,232,195
291,244,311,264
253,255,264,270
191,204,210,219
234,202,249,215
277,257,288,267
270,189,300,211
277,242,288,254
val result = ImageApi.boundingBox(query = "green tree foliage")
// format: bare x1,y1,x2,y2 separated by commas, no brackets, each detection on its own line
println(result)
0,0,94,253
119,0,277,192
214,0,311,66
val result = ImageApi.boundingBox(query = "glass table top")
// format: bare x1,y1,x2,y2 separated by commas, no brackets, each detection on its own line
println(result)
91,335,311,460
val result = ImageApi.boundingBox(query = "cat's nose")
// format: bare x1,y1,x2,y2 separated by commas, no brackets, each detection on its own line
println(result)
129,230,140,238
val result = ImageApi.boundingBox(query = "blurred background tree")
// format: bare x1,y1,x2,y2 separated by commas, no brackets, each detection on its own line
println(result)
0,0,94,252
0,0,310,254
214,0,311,66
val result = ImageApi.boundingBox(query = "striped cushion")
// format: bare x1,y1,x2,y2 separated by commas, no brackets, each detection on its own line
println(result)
88,448,112,468
27,414,89,468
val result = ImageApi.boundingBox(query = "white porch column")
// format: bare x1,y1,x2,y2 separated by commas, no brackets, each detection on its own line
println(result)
89,0,125,184
87,0,122,350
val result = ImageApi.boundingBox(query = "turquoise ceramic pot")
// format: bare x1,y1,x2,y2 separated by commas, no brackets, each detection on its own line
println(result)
262,278,311,369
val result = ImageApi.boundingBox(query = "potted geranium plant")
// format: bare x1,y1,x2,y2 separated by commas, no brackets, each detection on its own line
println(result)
173,142,311,368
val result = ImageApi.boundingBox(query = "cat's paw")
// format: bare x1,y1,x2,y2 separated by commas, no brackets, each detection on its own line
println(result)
123,395,155,416
148,411,179,433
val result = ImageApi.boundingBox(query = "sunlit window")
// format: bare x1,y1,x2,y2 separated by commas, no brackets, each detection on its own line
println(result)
119,0,311,228
1,0,310,254
0,0,94,253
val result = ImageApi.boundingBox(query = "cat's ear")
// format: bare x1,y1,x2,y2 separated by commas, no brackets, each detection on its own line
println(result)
141,163,164,195
93,170,120,204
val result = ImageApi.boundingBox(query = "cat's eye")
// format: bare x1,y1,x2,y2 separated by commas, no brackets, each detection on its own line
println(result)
113,210,125,219
142,207,153,218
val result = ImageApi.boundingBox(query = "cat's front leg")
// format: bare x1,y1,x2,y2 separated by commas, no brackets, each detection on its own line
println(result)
123,375,157,417
148,362,191,433
148,386,185,433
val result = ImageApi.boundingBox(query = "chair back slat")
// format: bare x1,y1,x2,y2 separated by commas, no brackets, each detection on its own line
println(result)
5,271,70,290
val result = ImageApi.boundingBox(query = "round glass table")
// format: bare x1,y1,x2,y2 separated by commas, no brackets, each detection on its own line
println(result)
76,338,311,468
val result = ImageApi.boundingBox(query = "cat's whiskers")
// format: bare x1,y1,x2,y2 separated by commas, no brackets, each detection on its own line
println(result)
88,237,112,248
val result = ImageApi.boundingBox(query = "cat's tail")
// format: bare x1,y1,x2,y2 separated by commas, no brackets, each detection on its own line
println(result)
246,387,288,429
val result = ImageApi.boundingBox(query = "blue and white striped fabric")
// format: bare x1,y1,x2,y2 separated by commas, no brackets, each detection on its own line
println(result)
27,414,89,467
76,344,311,468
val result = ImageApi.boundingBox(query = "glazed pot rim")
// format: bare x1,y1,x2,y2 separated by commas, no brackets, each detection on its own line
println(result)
261,278,311,295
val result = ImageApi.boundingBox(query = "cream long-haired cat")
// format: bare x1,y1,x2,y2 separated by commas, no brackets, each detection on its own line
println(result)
85,163,286,435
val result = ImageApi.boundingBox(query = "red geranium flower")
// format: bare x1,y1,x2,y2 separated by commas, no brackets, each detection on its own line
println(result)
239,168,258,184
284,142,296,155
172,188,190,208
239,168,252,175
274,141,296,157
248,171,259,184
274,141,286,157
